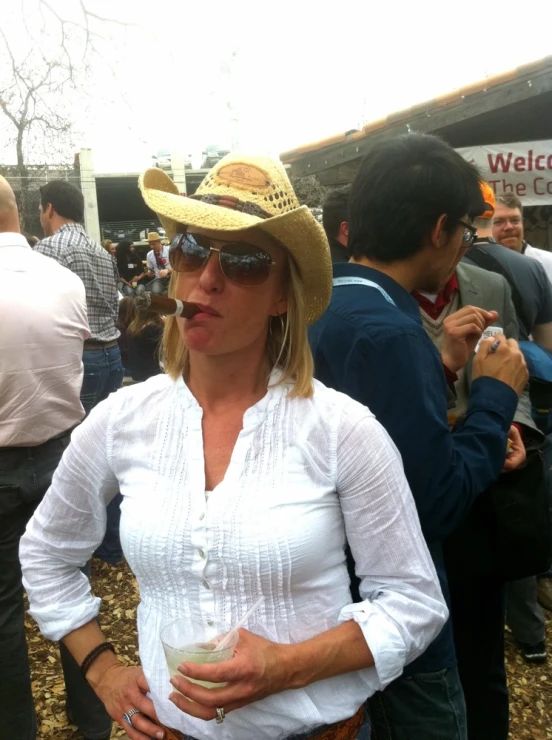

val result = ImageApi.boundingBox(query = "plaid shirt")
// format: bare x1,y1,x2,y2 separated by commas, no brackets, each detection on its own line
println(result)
36,223,120,342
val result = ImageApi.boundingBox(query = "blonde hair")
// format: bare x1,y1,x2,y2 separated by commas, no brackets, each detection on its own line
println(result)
162,254,314,398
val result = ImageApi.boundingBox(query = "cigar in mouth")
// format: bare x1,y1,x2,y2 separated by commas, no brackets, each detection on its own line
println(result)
133,292,201,318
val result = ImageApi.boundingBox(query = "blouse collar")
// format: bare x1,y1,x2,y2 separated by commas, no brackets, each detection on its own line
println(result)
173,368,290,429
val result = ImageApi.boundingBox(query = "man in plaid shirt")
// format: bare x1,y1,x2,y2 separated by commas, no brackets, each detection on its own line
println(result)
36,181,123,414
35,185,123,740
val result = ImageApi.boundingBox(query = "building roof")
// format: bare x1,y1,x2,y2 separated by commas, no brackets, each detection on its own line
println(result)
281,56,552,182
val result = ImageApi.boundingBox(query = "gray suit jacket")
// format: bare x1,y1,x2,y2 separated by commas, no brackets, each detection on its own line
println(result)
456,262,538,434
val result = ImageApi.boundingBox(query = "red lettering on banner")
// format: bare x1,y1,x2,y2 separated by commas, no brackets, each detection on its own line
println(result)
514,156,526,172
498,179,528,195
488,180,500,191
534,178,552,195
488,153,512,173
487,149,551,174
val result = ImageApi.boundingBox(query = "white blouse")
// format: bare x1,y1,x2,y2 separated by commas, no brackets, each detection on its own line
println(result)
20,374,447,740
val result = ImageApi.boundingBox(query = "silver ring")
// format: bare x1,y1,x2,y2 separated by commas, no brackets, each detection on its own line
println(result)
123,708,140,727
215,706,225,724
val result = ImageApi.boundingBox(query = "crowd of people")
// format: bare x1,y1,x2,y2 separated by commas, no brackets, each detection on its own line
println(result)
0,133,551,740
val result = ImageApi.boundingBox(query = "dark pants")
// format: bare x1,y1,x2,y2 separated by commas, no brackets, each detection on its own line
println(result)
448,576,508,740
82,346,124,566
369,666,466,740
507,576,546,644
0,434,111,740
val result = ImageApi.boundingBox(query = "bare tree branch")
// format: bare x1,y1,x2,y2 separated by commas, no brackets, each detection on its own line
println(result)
0,0,130,228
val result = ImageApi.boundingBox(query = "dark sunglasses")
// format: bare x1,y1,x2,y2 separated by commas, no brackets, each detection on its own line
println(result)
458,219,478,248
169,232,277,287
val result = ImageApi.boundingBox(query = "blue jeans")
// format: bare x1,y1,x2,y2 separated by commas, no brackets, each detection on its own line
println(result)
146,276,170,295
369,667,467,740
119,282,146,297
81,346,123,415
81,347,124,565
0,433,112,740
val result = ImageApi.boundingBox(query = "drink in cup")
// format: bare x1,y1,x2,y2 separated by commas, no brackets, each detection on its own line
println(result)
160,618,239,689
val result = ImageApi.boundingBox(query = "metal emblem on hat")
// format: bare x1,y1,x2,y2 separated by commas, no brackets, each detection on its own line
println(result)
216,164,269,190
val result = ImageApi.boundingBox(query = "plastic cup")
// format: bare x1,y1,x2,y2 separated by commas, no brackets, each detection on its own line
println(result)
160,618,239,689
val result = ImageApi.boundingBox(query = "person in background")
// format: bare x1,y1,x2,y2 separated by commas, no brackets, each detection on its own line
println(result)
463,198,552,669
492,192,552,284
126,306,164,382
322,185,351,263
20,154,448,740
35,182,124,586
103,239,116,257
36,181,123,413
116,239,149,296
146,231,172,294
413,181,542,738
0,176,112,740
116,297,138,374
309,133,528,740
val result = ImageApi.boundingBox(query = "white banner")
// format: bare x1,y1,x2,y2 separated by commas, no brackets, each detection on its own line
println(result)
457,140,552,207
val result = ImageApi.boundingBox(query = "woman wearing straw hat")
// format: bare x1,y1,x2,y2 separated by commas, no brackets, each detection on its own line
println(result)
21,155,447,740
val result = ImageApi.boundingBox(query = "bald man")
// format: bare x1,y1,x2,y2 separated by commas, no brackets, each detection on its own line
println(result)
0,178,112,740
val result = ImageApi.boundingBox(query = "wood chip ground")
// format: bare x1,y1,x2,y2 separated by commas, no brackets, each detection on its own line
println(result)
26,559,552,739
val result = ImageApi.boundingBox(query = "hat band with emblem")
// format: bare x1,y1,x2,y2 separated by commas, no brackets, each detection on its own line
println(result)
139,153,332,324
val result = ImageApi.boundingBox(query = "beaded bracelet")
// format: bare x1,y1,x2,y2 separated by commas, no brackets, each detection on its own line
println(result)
80,641,116,680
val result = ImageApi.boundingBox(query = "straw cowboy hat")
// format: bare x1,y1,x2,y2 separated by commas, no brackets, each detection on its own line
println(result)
147,231,162,243
139,154,332,324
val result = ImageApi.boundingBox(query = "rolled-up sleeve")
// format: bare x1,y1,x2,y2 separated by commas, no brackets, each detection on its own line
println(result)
20,396,120,641
335,406,448,692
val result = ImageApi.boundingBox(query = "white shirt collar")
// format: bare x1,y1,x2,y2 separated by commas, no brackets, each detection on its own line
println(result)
0,232,31,249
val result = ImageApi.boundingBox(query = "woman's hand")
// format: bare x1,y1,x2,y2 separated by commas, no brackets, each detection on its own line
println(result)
168,629,294,721
92,663,165,740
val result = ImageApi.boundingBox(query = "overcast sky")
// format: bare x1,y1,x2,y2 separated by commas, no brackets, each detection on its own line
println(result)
2,0,552,173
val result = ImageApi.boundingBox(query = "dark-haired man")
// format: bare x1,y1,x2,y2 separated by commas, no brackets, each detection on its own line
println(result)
309,133,528,740
36,181,123,412
35,182,124,636
322,185,351,263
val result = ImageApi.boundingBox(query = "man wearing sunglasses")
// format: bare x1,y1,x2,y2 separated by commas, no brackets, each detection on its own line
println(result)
309,133,528,740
